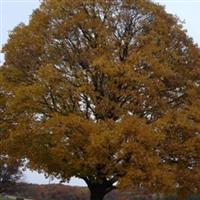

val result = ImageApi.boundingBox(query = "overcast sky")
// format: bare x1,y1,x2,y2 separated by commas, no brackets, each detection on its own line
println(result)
0,0,200,186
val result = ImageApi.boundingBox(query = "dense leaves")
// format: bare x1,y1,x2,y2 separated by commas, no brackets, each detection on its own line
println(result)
0,0,200,199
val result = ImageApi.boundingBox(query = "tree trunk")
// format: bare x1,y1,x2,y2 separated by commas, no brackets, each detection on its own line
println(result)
90,190,106,200
88,182,115,200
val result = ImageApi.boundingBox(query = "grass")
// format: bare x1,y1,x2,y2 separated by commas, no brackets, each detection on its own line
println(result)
0,197,13,200
0,195,28,200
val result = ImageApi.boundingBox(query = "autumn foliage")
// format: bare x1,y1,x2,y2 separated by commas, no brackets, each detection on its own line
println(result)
0,0,200,200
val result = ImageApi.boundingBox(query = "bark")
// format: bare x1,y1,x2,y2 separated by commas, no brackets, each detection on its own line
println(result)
90,190,106,200
87,181,116,200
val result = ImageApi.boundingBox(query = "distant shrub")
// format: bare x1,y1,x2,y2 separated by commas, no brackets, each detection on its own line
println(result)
16,198,24,200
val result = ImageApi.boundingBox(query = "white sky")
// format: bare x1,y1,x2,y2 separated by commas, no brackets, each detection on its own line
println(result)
0,0,200,186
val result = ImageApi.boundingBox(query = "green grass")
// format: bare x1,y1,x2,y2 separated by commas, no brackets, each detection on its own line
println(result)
0,197,13,200
0,196,33,200
0,195,21,200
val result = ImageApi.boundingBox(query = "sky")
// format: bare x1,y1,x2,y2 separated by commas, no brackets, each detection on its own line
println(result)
0,0,200,186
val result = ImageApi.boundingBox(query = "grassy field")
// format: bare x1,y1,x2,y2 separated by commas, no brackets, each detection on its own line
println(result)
0,197,12,200
0,196,32,200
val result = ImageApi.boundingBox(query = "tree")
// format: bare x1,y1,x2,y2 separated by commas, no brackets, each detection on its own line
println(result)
0,156,22,193
0,0,200,199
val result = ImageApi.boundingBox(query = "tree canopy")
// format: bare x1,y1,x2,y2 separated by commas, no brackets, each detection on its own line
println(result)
0,0,200,200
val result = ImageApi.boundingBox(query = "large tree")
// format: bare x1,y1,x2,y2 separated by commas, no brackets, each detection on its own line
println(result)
0,0,200,199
